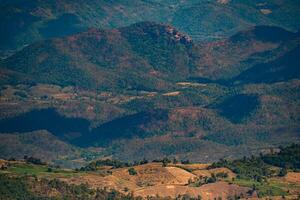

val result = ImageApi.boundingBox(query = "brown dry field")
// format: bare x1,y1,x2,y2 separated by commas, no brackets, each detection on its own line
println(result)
170,163,210,171
134,182,253,199
285,172,300,184
59,162,254,199
193,167,236,179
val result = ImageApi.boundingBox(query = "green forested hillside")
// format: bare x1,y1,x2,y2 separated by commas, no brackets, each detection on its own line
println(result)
0,22,299,163
1,0,300,55
1,22,299,90
0,22,196,90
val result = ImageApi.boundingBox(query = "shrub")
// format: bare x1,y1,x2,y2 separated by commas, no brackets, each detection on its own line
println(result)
128,167,137,175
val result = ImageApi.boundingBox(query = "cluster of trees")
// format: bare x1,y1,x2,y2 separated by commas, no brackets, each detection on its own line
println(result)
80,159,131,171
210,156,271,181
24,156,46,165
80,157,191,171
152,157,190,167
188,172,228,187
175,194,202,200
210,144,300,181
261,144,300,170
188,176,216,187
80,158,150,171
7,156,44,164
0,174,41,200
0,173,139,200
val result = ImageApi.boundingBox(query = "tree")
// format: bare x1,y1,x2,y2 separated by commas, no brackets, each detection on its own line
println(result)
128,168,137,175
181,159,190,164
278,168,287,177
162,161,168,167
24,156,44,165
123,187,129,192
205,174,216,184
216,172,228,179
173,158,178,164
162,157,170,167
140,158,148,165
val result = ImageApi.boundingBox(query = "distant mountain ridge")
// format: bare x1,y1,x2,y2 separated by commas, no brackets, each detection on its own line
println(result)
234,45,300,84
195,25,300,80
1,0,299,54
230,25,299,43
0,22,196,91
1,22,299,90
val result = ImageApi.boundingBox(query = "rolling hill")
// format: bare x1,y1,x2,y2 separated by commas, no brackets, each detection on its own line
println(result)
0,22,194,91
0,145,299,199
0,22,299,164
195,25,300,80
234,45,300,84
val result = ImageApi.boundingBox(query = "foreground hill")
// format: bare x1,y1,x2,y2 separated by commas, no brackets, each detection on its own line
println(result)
0,145,299,199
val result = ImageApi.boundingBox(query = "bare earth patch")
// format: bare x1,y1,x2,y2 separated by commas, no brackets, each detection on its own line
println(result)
134,182,255,199
165,166,197,184
57,163,250,199
193,167,236,179
111,163,196,186
162,91,180,96
285,172,300,184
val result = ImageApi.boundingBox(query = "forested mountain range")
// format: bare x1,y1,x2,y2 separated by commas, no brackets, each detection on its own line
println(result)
1,0,300,55
0,21,299,165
